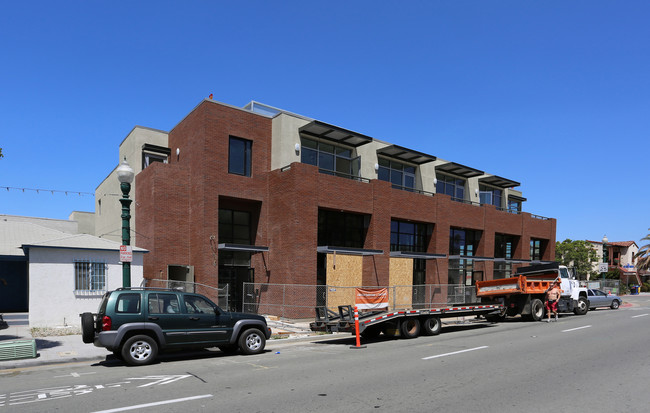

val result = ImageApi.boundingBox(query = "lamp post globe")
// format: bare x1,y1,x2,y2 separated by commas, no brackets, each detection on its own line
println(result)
117,158,135,287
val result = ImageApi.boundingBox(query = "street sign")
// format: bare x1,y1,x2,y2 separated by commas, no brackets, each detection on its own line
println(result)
598,263,608,273
120,245,133,262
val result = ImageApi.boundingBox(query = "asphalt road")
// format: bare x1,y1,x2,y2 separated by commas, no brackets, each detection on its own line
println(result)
2,295,650,413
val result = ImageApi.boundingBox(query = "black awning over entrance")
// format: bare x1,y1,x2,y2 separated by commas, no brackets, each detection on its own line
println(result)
317,246,384,256
217,243,269,253
390,251,446,259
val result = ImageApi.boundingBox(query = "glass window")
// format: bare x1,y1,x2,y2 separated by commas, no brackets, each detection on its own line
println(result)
508,199,522,213
229,136,252,176
391,220,428,252
116,293,141,314
479,185,502,207
74,260,106,292
148,293,180,314
318,209,367,248
449,228,481,285
436,174,465,200
219,209,252,267
184,295,215,314
143,152,167,169
300,137,358,179
494,234,517,279
530,238,545,261
378,158,416,190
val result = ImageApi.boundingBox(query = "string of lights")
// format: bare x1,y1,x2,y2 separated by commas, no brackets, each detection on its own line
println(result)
1,186,95,197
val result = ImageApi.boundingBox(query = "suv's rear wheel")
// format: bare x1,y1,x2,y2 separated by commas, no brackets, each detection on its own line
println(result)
121,335,158,366
81,312,95,344
239,328,266,355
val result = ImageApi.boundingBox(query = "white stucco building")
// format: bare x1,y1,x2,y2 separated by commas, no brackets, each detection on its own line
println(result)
0,218,146,327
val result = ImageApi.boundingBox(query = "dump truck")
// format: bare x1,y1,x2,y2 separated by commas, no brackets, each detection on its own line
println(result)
310,303,503,339
476,262,589,321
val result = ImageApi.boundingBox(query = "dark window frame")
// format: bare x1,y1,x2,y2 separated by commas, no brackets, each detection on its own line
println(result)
228,136,252,177
300,137,359,179
390,220,428,253
436,173,465,200
378,157,416,190
479,184,502,207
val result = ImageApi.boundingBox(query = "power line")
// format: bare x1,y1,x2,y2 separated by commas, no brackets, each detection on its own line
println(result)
1,186,94,197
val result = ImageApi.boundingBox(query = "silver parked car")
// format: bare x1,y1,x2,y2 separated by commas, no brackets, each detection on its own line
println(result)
587,289,622,310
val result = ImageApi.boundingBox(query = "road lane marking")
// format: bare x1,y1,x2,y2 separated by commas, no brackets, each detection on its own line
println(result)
90,394,213,413
562,325,591,332
632,314,649,318
422,346,488,360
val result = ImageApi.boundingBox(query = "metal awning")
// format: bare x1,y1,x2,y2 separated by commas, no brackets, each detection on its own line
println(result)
448,255,495,261
299,120,373,147
142,143,171,156
494,258,533,264
390,251,446,259
218,243,269,253
376,145,436,165
479,175,520,188
508,194,527,202
435,162,484,178
317,246,384,256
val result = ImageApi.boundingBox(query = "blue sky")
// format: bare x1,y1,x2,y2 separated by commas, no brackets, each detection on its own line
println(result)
1,1,648,246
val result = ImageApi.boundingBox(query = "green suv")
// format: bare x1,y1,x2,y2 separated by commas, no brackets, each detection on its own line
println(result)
81,288,271,366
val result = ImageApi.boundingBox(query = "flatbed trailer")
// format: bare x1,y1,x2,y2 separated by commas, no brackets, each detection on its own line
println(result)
310,303,503,339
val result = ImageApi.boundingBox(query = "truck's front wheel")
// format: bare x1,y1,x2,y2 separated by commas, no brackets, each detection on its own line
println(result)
530,299,545,321
574,297,588,315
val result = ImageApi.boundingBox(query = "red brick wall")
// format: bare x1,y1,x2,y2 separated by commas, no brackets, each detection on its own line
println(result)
136,100,557,302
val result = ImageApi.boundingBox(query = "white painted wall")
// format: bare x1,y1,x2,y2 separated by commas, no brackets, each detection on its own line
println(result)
28,247,144,328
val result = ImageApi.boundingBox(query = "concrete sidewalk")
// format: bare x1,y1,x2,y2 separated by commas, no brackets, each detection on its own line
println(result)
0,313,327,370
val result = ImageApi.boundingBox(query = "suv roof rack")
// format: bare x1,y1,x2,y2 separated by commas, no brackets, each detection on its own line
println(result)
115,287,179,292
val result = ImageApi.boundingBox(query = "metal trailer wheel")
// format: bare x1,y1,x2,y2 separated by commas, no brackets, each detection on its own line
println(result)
574,297,588,315
121,335,158,366
239,328,266,355
81,312,95,344
400,318,421,339
422,316,441,336
530,298,545,322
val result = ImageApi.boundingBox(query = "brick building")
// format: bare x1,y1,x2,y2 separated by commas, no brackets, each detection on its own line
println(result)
136,99,556,312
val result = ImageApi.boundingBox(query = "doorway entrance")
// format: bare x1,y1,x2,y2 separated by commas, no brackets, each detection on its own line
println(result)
219,266,253,312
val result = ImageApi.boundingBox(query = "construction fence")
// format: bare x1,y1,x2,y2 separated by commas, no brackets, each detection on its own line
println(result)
243,283,477,319
587,279,621,295
142,278,229,309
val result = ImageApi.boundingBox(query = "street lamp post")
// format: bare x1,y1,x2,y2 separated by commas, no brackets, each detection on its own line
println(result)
602,235,609,283
116,158,135,288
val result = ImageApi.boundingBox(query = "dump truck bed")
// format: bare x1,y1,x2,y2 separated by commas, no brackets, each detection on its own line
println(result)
476,272,558,298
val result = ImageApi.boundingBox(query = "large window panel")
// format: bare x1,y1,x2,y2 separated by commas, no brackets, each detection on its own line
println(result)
300,137,358,179
436,174,465,200
378,159,416,190
228,136,252,177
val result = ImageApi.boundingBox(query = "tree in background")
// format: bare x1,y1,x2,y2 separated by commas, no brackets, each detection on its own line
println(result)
636,229,650,272
555,239,599,279
0,148,3,158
